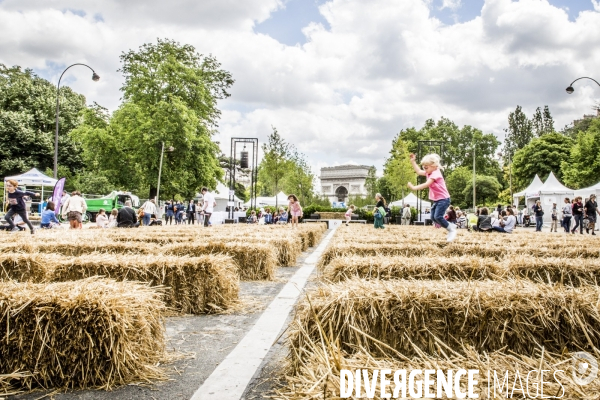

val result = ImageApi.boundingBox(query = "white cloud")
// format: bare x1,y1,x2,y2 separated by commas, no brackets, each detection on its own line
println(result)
592,0,600,12
1,0,600,178
441,0,462,11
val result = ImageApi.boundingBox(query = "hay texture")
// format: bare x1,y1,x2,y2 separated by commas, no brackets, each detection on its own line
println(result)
292,279,600,360
322,255,600,286
0,278,166,390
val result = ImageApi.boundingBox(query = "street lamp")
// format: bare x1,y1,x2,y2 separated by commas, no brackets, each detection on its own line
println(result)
156,142,175,203
566,77,600,94
54,63,100,179
497,151,513,202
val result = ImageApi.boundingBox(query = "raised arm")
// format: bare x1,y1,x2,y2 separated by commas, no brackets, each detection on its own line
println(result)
409,153,426,176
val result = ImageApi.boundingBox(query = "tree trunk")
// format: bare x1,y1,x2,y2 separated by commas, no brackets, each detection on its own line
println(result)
149,186,157,201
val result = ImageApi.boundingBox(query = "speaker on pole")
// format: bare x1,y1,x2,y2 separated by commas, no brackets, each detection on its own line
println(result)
240,151,249,169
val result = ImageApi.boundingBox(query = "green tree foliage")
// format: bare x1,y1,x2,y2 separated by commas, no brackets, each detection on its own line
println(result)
531,106,555,136
445,166,472,209
364,166,378,199
462,175,502,207
0,64,85,177
503,105,533,161
511,133,573,190
382,134,414,201
257,126,315,206
561,118,600,189
398,118,501,176
72,39,232,199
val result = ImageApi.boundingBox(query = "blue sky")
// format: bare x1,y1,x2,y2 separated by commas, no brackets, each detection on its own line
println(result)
256,0,598,45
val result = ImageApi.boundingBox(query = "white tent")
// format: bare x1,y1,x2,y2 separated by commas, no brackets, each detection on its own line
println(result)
389,193,431,209
208,183,244,212
244,191,289,208
575,181,600,201
3,168,58,212
513,174,544,206
526,172,574,222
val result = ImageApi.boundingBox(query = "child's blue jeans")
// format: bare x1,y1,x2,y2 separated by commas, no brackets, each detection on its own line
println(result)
431,198,450,229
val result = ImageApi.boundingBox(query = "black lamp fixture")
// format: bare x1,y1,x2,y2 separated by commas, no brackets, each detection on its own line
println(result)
54,63,100,179
565,77,600,94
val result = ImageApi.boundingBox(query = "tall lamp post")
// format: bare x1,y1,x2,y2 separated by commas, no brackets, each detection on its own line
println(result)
566,77,600,94
54,63,100,179
156,142,175,216
497,151,513,201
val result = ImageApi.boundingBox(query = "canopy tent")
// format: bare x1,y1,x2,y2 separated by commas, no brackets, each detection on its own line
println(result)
574,181,600,201
512,174,544,206
244,191,288,208
389,193,431,209
3,168,58,212
524,172,574,222
205,183,244,212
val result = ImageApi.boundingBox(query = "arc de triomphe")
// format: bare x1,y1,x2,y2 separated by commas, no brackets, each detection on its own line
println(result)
320,165,372,203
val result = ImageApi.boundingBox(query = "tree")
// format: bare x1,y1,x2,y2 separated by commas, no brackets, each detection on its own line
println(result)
561,118,600,189
503,105,533,162
0,64,85,177
511,133,573,190
445,166,472,209
72,39,232,199
383,133,415,201
364,166,378,199
532,106,555,137
461,175,502,207
281,149,314,205
258,126,291,198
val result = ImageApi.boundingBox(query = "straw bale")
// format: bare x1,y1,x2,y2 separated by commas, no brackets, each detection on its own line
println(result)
0,253,52,282
292,279,600,358
317,242,600,267
278,339,600,399
0,278,166,390
51,254,238,314
322,255,600,286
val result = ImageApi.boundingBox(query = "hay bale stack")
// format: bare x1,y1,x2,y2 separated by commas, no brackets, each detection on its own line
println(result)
0,278,166,390
0,253,52,282
53,254,238,314
322,255,600,285
292,279,600,358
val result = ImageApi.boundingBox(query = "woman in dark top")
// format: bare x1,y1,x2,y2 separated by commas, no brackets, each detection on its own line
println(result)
4,179,39,234
532,200,544,232
474,207,493,232
165,201,175,225
585,194,600,235
373,193,387,229
572,196,584,234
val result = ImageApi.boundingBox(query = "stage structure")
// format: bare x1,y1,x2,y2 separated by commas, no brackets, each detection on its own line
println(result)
229,138,258,220
416,140,445,222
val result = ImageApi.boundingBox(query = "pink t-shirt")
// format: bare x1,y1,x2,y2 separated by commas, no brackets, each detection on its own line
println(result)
426,169,450,201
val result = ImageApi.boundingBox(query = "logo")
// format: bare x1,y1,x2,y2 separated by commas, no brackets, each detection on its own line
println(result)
572,352,598,386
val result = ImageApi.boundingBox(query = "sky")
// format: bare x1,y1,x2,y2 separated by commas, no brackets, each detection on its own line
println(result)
1,0,600,183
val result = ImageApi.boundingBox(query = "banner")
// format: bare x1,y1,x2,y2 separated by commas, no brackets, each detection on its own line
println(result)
52,178,66,215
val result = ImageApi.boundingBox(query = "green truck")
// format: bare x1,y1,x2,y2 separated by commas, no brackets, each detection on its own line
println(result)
82,191,140,222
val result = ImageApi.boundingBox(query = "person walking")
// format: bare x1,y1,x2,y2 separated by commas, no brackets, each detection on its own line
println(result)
550,203,558,232
572,197,584,234
187,200,196,225
165,201,174,225
562,198,572,233
402,204,411,225
373,194,387,229
407,153,457,242
585,194,600,235
3,179,40,234
287,194,303,228
200,187,215,227
140,199,157,226
175,201,184,224
61,190,87,230
532,200,544,232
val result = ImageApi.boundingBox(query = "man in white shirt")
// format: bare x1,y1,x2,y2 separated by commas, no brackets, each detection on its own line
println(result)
200,187,216,227
141,199,157,226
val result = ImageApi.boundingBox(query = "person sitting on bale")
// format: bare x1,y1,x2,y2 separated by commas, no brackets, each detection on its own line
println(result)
473,207,493,232
117,200,139,228
40,201,61,229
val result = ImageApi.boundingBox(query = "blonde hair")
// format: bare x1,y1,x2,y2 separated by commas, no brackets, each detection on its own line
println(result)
421,154,443,170
349,204,355,210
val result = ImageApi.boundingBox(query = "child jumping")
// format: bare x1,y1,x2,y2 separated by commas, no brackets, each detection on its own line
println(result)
407,153,457,242
287,194,303,228
345,204,355,226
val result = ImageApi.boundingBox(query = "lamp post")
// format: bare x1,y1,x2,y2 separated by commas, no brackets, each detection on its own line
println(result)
156,142,174,217
566,77,600,94
472,143,476,210
497,151,513,200
54,63,100,179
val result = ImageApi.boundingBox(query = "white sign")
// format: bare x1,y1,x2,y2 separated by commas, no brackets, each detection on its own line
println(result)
229,190,235,196
227,201,235,206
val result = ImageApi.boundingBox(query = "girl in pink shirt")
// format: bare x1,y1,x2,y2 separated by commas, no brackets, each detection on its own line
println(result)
287,194,303,228
407,153,457,242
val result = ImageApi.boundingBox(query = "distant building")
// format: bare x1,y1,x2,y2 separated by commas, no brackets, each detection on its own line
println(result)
573,108,600,126
320,165,372,203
